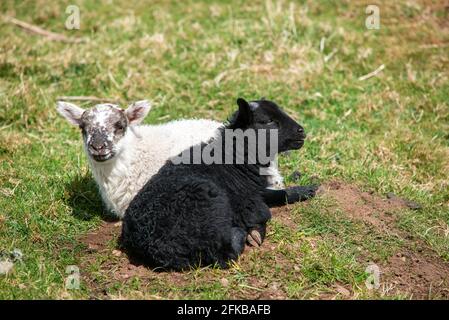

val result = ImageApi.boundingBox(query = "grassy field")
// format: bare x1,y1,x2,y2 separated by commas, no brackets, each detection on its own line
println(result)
0,0,448,299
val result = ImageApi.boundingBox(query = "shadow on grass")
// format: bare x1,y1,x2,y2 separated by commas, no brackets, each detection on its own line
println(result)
64,173,118,222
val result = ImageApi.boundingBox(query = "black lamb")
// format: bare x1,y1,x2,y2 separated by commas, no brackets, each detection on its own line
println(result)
121,98,309,270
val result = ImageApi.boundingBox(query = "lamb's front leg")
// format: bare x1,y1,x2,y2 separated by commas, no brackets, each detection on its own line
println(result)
262,185,318,208
246,186,318,247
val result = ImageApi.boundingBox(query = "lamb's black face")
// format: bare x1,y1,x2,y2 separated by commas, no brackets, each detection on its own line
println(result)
230,98,306,154
250,99,305,152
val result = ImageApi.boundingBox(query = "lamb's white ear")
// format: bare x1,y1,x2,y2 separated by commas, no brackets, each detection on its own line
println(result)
56,101,84,126
125,100,152,125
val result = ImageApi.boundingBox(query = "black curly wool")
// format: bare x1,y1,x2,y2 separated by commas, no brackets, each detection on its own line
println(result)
121,98,306,270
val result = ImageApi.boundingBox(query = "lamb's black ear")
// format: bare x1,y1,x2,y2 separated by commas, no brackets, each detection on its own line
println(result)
234,98,253,128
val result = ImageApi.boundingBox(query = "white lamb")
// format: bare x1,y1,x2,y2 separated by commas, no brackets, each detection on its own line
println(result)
57,100,284,219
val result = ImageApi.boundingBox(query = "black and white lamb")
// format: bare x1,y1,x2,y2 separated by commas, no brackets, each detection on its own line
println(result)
57,100,316,219
121,98,309,270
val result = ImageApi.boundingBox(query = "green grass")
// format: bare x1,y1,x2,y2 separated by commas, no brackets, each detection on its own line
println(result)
0,0,448,299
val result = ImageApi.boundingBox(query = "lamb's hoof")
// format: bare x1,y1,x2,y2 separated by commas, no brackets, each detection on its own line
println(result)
246,230,262,247
301,185,319,200
286,184,319,203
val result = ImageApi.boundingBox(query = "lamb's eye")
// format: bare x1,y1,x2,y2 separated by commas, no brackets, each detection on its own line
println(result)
262,120,276,126
115,122,124,131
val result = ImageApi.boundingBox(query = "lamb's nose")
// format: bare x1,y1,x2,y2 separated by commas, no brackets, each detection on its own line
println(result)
90,143,105,151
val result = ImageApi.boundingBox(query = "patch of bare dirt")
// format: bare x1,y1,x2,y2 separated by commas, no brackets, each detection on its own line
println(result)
319,180,406,233
78,221,190,298
384,250,449,299
271,206,297,229
320,180,449,299
79,221,120,253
